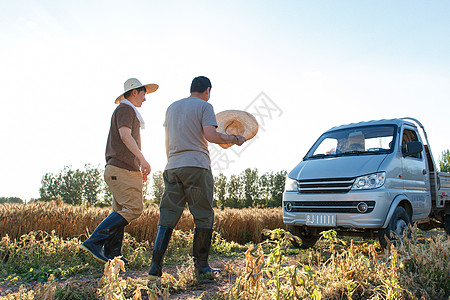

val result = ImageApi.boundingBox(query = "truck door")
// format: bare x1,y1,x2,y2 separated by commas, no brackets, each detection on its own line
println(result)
400,127,431,219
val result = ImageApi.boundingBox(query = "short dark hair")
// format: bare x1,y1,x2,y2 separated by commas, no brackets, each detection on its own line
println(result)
190,76,211,93
124,86,146,99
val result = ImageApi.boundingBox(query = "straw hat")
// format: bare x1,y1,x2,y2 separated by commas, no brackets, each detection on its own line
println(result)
115,78,159,104
216,110,259,149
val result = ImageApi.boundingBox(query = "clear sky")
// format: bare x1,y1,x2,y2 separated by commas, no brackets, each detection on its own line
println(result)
1,0,449,200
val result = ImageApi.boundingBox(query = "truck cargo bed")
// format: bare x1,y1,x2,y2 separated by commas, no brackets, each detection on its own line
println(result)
438,172,450,204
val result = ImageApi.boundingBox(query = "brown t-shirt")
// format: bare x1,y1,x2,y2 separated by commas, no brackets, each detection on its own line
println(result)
105,103,141,171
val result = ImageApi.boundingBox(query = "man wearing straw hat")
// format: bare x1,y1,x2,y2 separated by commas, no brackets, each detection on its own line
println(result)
81,78,158,265
148,76,250,279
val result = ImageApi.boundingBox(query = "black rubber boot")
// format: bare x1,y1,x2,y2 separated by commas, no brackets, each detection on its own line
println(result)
148,226,173,279
104,223,130,265
80,211,128,264
193,228,220,275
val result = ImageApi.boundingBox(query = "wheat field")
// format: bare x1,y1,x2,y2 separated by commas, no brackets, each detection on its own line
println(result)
0,201,284,244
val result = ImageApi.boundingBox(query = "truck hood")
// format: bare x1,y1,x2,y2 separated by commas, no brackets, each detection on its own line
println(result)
288,155,387,180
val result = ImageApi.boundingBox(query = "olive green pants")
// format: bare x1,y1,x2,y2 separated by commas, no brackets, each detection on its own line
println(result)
158,167,214,229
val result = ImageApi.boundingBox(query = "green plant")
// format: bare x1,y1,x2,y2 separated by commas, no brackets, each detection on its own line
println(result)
439,149,450,172
0,231,98,284
211,231,247,257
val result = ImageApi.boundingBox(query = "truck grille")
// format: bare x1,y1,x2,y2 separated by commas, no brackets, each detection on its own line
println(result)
298,178,355,193
284,201,375,213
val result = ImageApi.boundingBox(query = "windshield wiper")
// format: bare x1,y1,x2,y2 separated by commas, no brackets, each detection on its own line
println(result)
340,150,390,156
339,151,366,156
307,153,338,159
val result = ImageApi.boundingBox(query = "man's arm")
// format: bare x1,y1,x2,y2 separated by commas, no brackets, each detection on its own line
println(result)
118,127,151,176
165,127,169,158
203,125,246,145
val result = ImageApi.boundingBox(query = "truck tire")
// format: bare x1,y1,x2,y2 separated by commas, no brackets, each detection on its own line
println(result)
444,215,450,235
287,225,319,249
378,206,411,249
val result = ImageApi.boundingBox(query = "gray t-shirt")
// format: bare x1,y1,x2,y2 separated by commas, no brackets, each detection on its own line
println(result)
163,97,217,170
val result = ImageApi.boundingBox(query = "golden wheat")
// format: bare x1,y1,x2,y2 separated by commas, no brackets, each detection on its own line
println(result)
0,201,284,244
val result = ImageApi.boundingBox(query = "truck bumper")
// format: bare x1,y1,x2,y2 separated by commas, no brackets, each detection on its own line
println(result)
283,190,392,228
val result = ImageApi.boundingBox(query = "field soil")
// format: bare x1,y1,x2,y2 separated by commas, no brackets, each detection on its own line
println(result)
0,257,247,299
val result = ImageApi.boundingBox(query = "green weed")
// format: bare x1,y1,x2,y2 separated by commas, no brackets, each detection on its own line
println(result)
0,231,98,284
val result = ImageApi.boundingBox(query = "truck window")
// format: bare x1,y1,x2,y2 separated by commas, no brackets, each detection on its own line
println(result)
307,125,395,159
402,129,422,159
314,139,337,156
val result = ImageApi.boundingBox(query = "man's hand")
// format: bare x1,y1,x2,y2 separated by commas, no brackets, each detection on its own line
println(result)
234,135,246,146
140,158,151,181
203,126,247,146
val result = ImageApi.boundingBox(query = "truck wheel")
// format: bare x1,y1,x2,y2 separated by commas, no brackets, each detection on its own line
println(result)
378,206,411,249
287,226,319,249
444,215,450,235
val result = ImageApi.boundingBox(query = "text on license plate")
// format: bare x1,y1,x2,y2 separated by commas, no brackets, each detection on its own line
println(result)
306,214,336,226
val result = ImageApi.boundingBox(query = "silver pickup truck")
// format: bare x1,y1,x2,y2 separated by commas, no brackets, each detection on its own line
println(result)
283,118,450,248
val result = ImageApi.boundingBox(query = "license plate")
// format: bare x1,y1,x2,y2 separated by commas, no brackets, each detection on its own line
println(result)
306,213,336,226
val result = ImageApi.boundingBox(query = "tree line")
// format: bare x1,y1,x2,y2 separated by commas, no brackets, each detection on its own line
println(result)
0,197,24,204
1,150,448,205
213,169,287,208
37,164,287,208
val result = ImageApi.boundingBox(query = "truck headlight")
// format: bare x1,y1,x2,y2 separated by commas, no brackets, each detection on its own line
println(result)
352,172,385,190
284,177,298,192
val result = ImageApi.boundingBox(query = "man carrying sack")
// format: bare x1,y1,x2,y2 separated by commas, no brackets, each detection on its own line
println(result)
148,76,258,279
81,78,158,264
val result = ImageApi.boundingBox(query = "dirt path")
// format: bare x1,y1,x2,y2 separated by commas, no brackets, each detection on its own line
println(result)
126,258,245,299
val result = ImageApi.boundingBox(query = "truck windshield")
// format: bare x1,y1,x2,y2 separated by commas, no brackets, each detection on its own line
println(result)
306,125,396,159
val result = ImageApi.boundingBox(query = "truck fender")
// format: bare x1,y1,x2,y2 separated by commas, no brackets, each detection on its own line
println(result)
381,194,412,229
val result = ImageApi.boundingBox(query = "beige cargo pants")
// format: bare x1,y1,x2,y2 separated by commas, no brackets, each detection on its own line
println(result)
104,165,143,223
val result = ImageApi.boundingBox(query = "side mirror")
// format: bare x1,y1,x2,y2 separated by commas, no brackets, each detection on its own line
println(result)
404,141,423,157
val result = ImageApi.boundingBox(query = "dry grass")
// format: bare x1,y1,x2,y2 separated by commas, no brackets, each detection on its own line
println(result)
227,228,450,299
0,201,284,244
